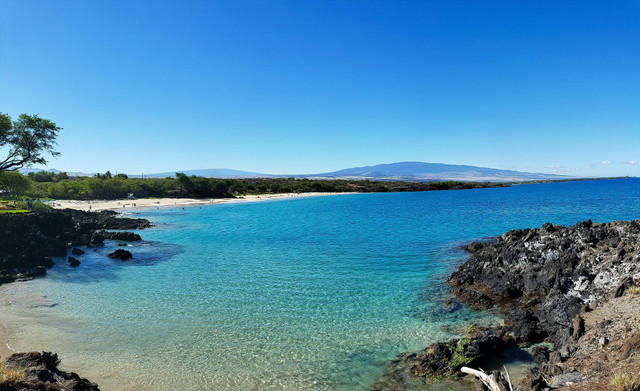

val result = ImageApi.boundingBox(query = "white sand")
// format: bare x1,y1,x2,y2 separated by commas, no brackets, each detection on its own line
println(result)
48,193,355,212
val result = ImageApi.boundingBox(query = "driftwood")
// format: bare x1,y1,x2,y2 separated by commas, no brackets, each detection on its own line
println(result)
461,367,511,391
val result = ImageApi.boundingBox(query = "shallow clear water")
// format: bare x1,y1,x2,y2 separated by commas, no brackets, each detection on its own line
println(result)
1,179,640,390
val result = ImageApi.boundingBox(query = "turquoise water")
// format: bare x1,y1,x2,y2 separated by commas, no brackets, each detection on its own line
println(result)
1,179,640,390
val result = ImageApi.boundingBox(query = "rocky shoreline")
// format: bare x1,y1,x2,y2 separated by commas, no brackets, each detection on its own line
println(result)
0,209,150,283
375,219,640,390
0,209,152,390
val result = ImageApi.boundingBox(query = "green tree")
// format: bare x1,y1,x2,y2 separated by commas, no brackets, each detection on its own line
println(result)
175,173,192,197
95,171,112,179
28,170,56,182
0,171,31,195
0,113,62,173
54,172,69,181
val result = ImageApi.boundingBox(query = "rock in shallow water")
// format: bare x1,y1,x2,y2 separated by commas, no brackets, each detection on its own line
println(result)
107,249,133,260
67,256,81,267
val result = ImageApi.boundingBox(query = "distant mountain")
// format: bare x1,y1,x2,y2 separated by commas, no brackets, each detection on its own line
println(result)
158,162,569,182
21,162,572,182
19,168,93,177
147,168,271,178
19,168,63,174
306,162,570,182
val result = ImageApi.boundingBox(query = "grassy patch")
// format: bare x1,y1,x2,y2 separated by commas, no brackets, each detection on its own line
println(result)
0,209,29,214
0,360,25,383
627,286,640,296
610,373,640,391
451,337,474,367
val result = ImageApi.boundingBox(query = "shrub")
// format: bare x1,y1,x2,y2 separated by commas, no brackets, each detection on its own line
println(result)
610,373,640,391
627,286,640,296
0,360,25,383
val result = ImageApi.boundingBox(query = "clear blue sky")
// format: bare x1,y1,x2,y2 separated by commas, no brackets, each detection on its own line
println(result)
1,0,638,176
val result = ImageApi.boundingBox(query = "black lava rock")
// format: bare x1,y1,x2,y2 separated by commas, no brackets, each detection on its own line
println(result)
68,257,81,267
107,249,133,260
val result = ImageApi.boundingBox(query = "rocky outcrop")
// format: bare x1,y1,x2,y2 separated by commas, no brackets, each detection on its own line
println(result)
0,209,151,283
1,351,99,390
379,219,640,390
404,326,507,378
449,220,640,358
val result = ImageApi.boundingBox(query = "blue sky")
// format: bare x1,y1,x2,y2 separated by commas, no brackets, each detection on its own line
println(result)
1,1,638,176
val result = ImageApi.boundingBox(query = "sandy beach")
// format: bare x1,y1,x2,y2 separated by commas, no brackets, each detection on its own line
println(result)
48,192,355,212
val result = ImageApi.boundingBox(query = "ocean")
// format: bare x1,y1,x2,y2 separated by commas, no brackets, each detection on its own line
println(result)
1,178,639,390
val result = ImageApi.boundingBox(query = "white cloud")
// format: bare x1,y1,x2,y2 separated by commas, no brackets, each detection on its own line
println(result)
600,161,612,165
547,165,561,169
627,160,640,166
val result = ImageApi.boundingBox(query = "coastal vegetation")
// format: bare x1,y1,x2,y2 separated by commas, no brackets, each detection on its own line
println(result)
0,359,26,385
610,373,640,391
3,172,505,201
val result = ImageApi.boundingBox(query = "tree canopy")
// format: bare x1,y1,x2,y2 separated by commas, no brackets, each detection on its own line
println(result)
0,171,31,195
0,113,61,173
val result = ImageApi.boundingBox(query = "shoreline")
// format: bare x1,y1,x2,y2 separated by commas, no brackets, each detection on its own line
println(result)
48,192,357,212
0,289,17,358
374,219,640,390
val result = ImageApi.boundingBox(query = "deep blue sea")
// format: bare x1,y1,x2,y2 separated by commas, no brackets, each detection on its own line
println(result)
1,179,639,390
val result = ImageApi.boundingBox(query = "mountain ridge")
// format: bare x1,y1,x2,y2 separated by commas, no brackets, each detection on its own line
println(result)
22,162,572,182
304,161,570,182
